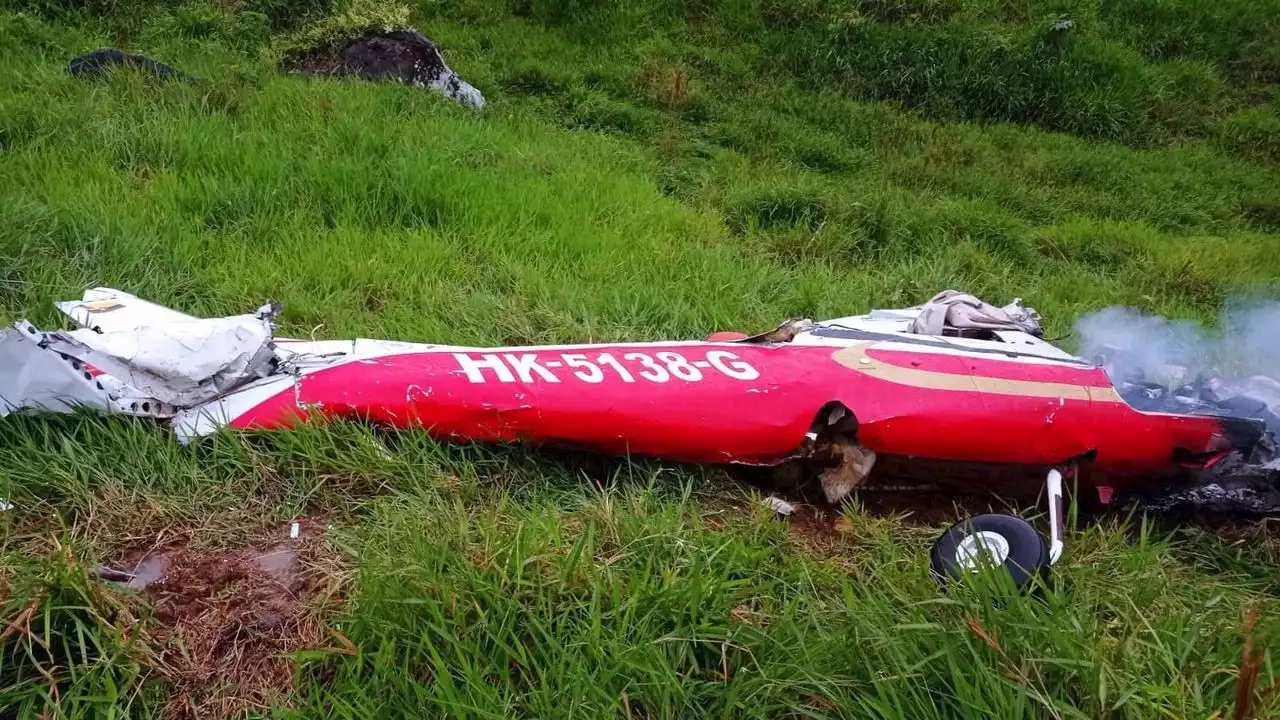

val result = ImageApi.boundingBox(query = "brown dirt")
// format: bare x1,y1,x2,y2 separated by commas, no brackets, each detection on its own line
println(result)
783,505,872,552
785,503,843,546
112,520,343,719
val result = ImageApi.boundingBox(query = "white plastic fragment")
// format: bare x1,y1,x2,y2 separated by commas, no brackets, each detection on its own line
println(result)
763,496,795,516
2,288,282,420
56,287,199,333
0,499,13,511
290,522,300,539
40,315,277,406
0,324,114,417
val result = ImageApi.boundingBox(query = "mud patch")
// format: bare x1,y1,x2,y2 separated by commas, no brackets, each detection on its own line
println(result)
785,504,843,547
111,522,342,718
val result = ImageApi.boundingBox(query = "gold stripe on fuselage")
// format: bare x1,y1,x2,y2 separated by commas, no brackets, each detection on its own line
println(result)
831,343,1124,403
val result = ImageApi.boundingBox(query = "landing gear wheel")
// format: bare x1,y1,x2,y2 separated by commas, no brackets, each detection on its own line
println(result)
931,513,1050,590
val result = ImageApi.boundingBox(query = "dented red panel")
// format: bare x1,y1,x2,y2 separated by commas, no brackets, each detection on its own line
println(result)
1085,400,1237,482
232,343,834,464
216,339,1228,480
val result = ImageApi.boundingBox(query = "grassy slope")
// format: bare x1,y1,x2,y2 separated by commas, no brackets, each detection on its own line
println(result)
2,0,1280,716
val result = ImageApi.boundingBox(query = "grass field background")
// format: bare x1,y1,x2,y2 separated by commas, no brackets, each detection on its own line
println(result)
1,0,1279,716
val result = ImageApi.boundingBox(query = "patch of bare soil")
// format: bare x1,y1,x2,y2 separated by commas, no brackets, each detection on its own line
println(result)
113,520,343,719
785,503,843,546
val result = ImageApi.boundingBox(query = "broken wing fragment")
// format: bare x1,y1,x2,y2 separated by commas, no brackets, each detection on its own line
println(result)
0,323,116,417
55,287,202,333
0,293,279,417
38,312,279,406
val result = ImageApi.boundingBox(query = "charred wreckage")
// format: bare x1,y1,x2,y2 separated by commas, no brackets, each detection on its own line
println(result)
2,289,1278,587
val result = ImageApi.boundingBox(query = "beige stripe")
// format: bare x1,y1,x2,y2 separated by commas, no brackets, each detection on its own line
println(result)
831,344,1122,403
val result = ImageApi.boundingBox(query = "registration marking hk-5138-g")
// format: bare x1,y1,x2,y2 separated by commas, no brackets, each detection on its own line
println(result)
454,350,760,384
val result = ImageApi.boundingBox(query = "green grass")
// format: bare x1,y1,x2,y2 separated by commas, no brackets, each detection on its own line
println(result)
1,0,1280,716
4,419,1279,718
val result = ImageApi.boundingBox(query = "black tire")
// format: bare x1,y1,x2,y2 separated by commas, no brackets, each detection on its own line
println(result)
931,513,1050,590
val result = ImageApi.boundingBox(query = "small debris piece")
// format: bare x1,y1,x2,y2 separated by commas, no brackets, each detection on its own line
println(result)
289,521,300,539
68,48,204,84
283,28,485,109
762,496,795,516
816,438,877,503
97,565,133,582
911,290,1043,336
128,553,172,590
0,498,12,511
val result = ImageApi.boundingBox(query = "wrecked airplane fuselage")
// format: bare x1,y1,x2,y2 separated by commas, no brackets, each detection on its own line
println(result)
2,288,1277,517
8,288,1280,588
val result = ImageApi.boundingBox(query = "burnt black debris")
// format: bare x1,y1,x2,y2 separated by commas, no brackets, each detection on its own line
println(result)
282,28,485,109
1121,460,1280,518
68,49,204,84
1112,371,1280,440
1107,361,1280,515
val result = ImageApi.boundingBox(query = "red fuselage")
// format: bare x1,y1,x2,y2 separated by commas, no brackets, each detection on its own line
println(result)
219,338,1238,489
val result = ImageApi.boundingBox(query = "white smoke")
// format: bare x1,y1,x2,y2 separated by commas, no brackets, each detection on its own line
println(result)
1222,301,1280,377
1075,300,1280,383
1074,300,1280,436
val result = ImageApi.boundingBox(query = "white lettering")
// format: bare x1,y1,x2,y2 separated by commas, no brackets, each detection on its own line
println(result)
455,349,759,385
454,353,515,383
503,353,560,383
625,352,670,382
597,353,635,382
562,353,604,383
706,351,759,380
657,351,702,381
